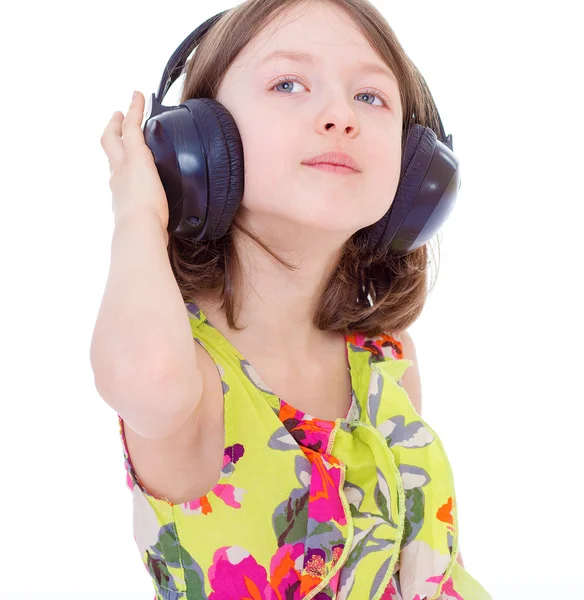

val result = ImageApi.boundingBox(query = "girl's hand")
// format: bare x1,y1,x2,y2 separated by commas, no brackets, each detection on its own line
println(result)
100,91,169,229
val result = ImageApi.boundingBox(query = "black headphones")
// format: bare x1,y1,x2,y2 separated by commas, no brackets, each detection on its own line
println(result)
142,10,461,256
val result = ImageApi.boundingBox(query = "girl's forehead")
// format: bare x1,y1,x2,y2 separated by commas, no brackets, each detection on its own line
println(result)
263,5,363,43
236,5,383,75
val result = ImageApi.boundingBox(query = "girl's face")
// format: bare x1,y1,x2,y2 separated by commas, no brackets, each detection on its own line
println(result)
216,0,403,238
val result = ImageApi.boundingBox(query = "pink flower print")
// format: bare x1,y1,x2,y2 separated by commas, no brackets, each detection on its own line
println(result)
180,444,247,516
325,544,345,595
208,543,305,600
346,332,403,360
303,446,347,525
270,543,305,597
379,575,400,600
126,470,134,492
208,546,275,600
424,574,464,600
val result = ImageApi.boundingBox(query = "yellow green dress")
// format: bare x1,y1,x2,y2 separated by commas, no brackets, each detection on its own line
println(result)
117,300,493,600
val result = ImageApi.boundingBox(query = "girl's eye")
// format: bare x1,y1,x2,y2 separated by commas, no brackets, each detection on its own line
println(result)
271,76,389,108
273,78,307,94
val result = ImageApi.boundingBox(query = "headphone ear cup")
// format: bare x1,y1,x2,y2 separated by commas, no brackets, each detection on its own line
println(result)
359,124,460,256
357,124,429,253
184,98,245,241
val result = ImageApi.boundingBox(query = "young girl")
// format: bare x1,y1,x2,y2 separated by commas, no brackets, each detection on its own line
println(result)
92,1,492,599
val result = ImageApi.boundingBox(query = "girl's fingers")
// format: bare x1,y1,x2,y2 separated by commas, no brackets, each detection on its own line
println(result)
100,111,125,165
121,91,146,152
101,91,146,169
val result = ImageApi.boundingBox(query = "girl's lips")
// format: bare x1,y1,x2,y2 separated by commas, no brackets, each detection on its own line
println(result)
303,150,361,171
303,163,359,174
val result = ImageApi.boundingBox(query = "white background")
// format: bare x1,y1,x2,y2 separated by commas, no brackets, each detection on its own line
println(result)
1,0,582,598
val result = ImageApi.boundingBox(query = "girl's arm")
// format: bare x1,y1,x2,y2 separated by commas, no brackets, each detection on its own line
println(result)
397,330,422,415
90,210,203,440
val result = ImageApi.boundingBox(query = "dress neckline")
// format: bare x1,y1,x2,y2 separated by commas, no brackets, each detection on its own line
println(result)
190,301,355,422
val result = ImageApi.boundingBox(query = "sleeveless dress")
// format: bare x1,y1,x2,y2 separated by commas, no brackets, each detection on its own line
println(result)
117,300,493,600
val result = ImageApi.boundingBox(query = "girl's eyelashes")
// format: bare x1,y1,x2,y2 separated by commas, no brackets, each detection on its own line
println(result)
270,75,390,108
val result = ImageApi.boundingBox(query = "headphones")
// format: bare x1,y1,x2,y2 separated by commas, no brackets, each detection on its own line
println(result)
142,9,461,256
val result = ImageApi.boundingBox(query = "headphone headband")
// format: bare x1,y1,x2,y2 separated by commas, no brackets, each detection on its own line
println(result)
155,11,229,103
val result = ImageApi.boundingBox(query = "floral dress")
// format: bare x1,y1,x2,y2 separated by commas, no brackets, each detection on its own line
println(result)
117,301,492,600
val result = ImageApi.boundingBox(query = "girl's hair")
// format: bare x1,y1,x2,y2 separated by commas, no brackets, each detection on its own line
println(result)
170,0,442,336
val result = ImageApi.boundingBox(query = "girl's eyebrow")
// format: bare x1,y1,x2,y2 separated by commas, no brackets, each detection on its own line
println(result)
257,49,398,84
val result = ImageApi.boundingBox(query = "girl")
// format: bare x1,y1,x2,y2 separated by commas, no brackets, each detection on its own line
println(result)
92,1,491,598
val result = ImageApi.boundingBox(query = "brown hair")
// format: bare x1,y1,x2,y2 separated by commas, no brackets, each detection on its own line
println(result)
169,0,442,336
